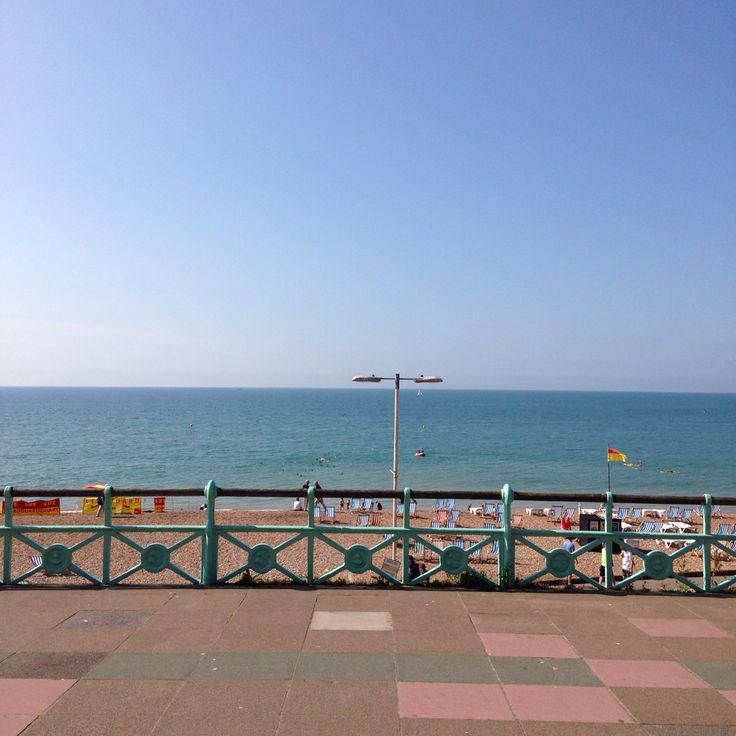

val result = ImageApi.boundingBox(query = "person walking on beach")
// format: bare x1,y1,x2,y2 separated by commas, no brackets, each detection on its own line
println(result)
563,537,575,588
599,545,607,584
314,481,327,512
95,492,104,518
621,547,633,579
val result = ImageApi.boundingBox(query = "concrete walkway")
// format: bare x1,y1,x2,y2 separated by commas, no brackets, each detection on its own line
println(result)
0,587,735,735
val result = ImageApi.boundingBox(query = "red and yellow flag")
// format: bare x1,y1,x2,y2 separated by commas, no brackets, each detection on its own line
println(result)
607,447,628,463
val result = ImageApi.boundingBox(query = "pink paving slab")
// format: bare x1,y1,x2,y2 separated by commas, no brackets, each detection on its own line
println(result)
0,714,35,736
721,691,736,707
586,659,709,688
479,633,578,658
628,618,733,638
503,684,634,723
398,682,514,720
0,679,76,716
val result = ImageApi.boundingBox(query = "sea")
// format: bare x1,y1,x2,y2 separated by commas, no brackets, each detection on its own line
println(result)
1,388,734,509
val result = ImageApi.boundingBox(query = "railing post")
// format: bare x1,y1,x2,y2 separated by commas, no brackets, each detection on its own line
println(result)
703,494,712,592
3,486,13,584
402,487,412,584
202,481,218,585
306,485,315,584
102,484,113,584
501,484,514,589
604,492,613,589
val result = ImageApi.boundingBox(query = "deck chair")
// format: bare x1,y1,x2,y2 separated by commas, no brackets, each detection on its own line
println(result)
715,522,730,536
562,507,575,522
712,505,723,518
482,502,496,518
323,506,336,524
483,521,497,530
666,506,681,521
313,506,321,520
511,512,523,528
409,500,418,517
370,512,383,526
488,539,500,560
357,513,369,527
680,508,693,522
452,537,465,550
397,502,404,515
29,554,73,577
548,505,563,522
350,498,361,511
380,557,401,578
448,509,461,527
626,508,643,523
435,509,449,524
497,509,505,526
616,507,630,520
363,498,373,511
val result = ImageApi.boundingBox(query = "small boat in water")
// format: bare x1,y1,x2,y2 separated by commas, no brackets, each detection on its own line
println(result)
415,449,426,458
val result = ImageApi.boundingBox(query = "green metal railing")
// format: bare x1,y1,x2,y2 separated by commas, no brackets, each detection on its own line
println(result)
2,483,734,592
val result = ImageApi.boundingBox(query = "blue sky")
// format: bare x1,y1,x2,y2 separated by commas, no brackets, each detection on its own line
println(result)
1,2,734,391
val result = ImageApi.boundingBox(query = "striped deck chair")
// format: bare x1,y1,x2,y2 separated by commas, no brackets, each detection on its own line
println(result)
483,521,497,530
712,505,723,518
680,508,693,522
323,506,336,524
548,505,563,523
616,507,630,520
448,509,461,528
430,520,443,532
666,506,681,521
29,554,73,577
482,502,496,518
452,537,465,550
715,522,730,536
350,498,361,511
357,513,369,527
626,508,643,523
445,499,456,510
412,540,429,561
314,506,321,520
562,507,575,522
639,521,656,534
497,509,505,526
370,512,383,526
397,503,404,515
363,498,373,511
409,500,417,517
488,539,500,559
435,509,449,525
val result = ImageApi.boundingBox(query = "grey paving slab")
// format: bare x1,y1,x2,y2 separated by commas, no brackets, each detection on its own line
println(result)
278,680,400,736
523,725,650,736
190,652,298,680
395,653,498,683
684,661,736,690
612,687,736,726
58,609,155,628
0,652,106,679
19,627,136,653
302,629,395,653
642,726,736,736
85,652,203,680
151,680,289,736
117,623,226,652
401,719,525,736
470,612,560,634
490,656,603,686
293,651,395,681
22,679,181,736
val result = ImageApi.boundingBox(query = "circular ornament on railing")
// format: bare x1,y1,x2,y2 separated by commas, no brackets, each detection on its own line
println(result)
344,545,372,573
547,548,574,578
644,550,672,580
249,544,276,574
43,544,72,575
441,545,467,575
141,543,170,573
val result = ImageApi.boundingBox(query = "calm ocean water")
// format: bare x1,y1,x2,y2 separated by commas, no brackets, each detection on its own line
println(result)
1,388,734,508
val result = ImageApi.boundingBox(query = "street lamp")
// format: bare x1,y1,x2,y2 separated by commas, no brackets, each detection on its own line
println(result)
351,373,444,558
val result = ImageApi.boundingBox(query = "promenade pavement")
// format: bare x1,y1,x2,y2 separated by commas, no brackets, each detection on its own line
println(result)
0,586,735,735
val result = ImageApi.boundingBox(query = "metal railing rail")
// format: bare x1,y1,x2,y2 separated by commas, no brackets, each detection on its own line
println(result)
1,483,734,591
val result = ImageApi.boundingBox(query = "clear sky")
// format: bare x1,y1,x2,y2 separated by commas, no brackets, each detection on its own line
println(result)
1,2,734,391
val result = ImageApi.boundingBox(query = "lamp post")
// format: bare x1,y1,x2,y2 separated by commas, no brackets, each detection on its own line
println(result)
351,373,443,558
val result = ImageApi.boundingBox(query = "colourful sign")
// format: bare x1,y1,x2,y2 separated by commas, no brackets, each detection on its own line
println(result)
0,499,61,515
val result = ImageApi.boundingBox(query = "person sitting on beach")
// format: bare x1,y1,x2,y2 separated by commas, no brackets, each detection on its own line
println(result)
293,497,303,511
561,514,572,531
408,555,421,581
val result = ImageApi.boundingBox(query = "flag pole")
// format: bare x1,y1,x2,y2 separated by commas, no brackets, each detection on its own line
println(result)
607,447,611,495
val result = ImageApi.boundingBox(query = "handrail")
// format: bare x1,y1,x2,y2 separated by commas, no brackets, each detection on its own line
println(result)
5,487,735,504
